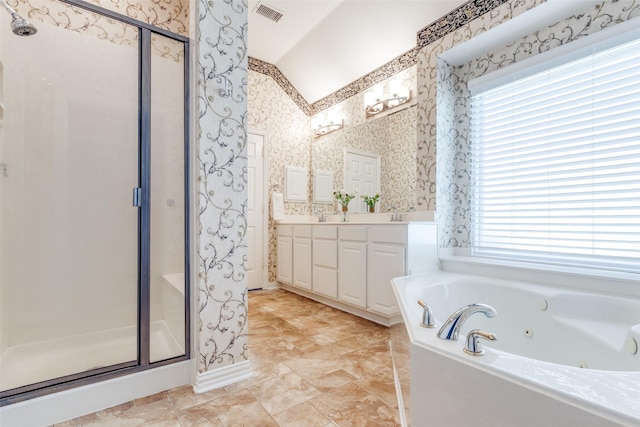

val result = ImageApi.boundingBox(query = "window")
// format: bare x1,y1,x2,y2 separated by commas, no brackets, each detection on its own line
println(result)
469,32,640,274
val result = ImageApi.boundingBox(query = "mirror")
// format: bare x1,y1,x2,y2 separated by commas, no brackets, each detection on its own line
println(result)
312,105,417,212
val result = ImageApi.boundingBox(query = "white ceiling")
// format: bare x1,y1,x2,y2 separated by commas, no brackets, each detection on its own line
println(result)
248,0,467,104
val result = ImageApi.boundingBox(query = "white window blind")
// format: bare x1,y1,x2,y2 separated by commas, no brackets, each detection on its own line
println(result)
470,36,640,273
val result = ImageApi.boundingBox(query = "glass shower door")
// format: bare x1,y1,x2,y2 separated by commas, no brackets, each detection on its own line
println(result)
0,6,140,392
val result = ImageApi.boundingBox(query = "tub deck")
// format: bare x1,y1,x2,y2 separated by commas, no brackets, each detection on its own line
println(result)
392,270,640,427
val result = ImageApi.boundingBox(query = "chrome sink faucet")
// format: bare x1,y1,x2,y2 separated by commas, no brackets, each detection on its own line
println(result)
387,205,402,222
314,205,326,222
437,303,497,341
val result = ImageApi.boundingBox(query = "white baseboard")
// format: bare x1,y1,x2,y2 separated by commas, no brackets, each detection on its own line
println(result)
279,284,401,327
0,361,191,427
263,281,280,290
192,360,252,394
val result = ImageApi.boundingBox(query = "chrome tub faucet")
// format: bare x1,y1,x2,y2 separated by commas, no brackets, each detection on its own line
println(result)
437,303,497,341
464,329,497,356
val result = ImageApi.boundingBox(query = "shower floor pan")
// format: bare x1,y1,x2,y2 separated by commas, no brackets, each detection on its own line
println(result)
0,320,184,392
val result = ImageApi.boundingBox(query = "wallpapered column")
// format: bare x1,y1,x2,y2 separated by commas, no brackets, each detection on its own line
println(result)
196,0,249,377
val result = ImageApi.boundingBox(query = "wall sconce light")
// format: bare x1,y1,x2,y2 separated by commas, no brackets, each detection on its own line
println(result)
312,110,344,138
364,79,411,118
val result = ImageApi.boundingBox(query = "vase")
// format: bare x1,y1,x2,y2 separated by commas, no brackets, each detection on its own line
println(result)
341,205,348,222
369,206,375,213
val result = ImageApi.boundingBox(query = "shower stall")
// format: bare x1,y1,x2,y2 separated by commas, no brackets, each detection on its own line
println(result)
0,0,189,404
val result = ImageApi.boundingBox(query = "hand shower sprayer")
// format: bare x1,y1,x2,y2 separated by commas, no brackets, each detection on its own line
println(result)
0,0,37,36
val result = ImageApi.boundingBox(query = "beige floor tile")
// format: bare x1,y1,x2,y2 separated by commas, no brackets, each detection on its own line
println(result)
249,371,322,415
81,399,180,426
169,384,228,412
309,383,399,427
217,401,278,427
178,390,257,426
272,401,333,427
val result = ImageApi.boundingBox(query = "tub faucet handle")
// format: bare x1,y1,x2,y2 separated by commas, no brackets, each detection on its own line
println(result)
464,329,497,356
417,299,435,328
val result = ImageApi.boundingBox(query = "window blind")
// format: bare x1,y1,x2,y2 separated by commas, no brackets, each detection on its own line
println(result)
470,37,640,273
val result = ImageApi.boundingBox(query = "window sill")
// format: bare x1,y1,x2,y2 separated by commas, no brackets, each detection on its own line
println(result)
438,251,640,298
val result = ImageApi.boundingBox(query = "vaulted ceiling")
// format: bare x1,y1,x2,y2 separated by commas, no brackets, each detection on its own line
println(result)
247,0,467,104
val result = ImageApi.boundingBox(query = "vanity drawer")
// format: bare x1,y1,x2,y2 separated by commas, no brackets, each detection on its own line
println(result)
339,226,367,242
313,239,337,268
369,226,407,244
277,225,292,237
293,225,312,238
313,226,337,240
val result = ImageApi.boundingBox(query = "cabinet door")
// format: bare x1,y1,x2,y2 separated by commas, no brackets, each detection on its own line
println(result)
313,266,338,298
338,241,367,308
368,243,405,315
293,237,312,290
276,236,293,285
313,239,338,298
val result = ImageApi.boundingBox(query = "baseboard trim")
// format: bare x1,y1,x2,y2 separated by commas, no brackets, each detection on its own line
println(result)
192,360,252,394
264,281,280,290
279,284,402,327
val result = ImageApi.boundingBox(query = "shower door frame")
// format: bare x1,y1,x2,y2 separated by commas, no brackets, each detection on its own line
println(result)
0,0,191,405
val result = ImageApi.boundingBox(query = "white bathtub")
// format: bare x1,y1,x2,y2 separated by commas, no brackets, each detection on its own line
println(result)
391,270,640,427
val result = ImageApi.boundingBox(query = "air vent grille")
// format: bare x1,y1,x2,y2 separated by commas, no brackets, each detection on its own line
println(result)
255,3,283,23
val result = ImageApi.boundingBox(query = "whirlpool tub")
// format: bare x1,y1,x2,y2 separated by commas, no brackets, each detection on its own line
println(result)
391,270,640,427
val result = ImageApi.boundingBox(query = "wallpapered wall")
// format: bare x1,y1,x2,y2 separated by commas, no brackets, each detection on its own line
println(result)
248,68,417,283
247,70,312,284
9,0,186,60
435,0,640,248
416,0,544,214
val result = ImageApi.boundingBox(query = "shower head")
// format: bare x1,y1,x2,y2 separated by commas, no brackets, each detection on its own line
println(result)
10,12,37,36
0,0,37,36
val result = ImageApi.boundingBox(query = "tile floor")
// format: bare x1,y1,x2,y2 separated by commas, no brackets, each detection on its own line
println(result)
57,289,401,426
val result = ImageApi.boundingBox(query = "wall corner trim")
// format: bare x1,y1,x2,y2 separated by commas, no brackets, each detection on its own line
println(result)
192,360,252,394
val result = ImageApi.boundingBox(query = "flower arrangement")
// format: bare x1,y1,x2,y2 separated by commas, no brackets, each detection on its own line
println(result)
361,193,380,209
333,189,356,208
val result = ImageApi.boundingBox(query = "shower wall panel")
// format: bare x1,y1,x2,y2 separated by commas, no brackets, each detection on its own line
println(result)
150,34,186,362
0,10,140,389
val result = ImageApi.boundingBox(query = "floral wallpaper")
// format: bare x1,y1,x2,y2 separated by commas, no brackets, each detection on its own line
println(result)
9,0,185,60
247,67,417,283
195,0,248,373
416,0,543,214
247,70,311,284
439,0,640,248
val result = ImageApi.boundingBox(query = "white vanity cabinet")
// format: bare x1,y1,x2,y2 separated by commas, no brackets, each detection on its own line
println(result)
312,226,338,298
276,225,293,285
292,226,312,290
367,227,406,316
338,227,367,308
276,221,438,326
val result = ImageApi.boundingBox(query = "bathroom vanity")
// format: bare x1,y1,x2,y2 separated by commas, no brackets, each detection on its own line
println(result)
276,220,438,326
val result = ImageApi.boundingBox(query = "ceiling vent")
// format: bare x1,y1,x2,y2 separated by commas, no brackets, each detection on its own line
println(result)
254,2,284,23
